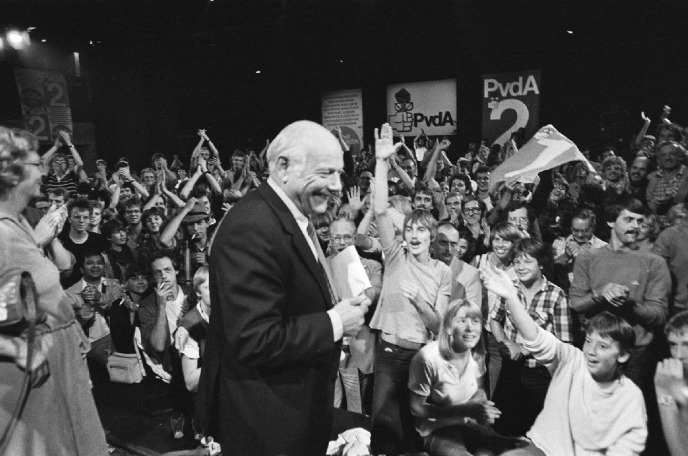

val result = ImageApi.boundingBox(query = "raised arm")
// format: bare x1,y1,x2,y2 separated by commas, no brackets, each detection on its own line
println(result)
40,136,61,176
159,197,196,248
179,163,203,200
58,131,83,176
373,123,401,249
635,112,652,150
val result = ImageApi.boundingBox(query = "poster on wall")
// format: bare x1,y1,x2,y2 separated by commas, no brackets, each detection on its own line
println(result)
14,68,73,142
482,69,541,147
386,79,457,137
322,89,364,156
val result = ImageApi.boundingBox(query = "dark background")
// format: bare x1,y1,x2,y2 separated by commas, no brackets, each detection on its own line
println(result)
1,0,688,169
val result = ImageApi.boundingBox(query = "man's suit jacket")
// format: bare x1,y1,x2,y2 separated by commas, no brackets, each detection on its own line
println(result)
198,183,340,456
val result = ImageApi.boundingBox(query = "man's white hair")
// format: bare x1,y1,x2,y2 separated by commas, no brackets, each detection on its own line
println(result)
267,120,338,174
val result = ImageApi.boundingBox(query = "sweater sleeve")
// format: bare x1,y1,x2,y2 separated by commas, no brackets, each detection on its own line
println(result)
523,326,580,375
631,255,670,329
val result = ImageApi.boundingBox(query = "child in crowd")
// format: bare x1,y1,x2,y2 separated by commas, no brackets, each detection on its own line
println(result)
480,261,647,455
655,310,688,456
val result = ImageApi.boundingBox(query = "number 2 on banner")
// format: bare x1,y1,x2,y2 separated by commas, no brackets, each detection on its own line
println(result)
489,99,529,146
46,83,67,107
28,116,48,140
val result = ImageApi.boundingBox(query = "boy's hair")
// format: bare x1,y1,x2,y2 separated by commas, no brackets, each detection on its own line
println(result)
510,238,554,281
124,262,151,280
68,198,92,215
78,249,105,268
665,310,688,337
586,312,635,354
490,221,525,244
122,197,142,210
193,265,209,295
403,209,438,242
102,218,126,240
48,187,69,198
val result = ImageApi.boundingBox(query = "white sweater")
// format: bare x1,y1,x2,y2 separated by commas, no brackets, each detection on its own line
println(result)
524,328,647,456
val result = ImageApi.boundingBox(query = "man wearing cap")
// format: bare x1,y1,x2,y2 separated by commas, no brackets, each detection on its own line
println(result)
199,120,371,455
159,197,212,279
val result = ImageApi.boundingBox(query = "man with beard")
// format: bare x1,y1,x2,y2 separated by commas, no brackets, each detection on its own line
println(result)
627,156,651,203
431,222,482,305
570,197,670,393
199,120,370,455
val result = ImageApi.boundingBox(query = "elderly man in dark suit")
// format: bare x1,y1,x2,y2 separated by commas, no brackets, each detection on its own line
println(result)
199,120,370,455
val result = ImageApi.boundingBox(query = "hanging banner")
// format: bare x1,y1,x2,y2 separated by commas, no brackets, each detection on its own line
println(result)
322,89,364,156
14,68,73,141
386,79,457,137
482,69,541,147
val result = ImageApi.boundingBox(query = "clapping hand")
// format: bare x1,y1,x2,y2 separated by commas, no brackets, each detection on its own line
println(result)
57,130,73,146
197,129,209,140
655,358,688,407
641,111,650,124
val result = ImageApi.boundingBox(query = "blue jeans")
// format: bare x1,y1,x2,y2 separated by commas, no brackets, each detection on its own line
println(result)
370,339,423,455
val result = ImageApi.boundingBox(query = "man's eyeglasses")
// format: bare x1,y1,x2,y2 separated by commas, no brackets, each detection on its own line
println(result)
464,207,481,214
331,234,353,242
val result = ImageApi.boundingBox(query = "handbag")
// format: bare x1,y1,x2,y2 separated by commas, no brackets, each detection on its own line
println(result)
106,352,144,384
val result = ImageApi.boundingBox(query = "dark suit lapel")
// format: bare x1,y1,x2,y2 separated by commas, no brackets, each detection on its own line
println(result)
257,184,332,307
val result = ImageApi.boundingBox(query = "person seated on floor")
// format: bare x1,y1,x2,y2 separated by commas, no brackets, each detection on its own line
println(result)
408,300,523,456
64,250,126,366
654,310,688,456
480,262,647,456
178,266,210,393
139,252,189,382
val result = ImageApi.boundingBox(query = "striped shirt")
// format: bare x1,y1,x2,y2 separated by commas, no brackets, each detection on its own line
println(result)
43,170,78,196
491,276,574,368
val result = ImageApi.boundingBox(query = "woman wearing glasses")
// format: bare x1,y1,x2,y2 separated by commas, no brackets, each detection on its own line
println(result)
0,127,108,455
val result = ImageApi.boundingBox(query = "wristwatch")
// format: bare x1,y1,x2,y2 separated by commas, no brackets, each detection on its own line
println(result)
658,394,676,406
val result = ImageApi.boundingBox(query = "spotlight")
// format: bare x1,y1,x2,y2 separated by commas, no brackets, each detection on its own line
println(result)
255,70,261,74
566,30,573,35
6,30,29,49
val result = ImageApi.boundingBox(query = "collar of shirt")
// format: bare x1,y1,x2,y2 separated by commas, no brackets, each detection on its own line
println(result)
656,164,686,179
198,303,210,324
267,177,318,260
80,277,104,291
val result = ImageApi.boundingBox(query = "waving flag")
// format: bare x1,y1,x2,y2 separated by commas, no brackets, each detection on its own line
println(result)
489,124,595,191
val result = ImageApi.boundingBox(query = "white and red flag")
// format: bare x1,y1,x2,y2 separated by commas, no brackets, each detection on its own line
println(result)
489,124,595,191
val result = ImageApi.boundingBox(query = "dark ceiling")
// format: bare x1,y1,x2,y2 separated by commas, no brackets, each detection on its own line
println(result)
2,0,688,163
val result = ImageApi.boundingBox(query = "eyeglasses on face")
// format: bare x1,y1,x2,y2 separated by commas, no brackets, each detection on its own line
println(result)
464,207,481,214
331,234,353,242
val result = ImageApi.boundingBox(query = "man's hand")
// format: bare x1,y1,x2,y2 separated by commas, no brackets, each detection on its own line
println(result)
34,209,63,247
564,238,581,258
598,283,629,307
375,123,402,160
174,326,190,352
197,129,209,140
58,130,73,147
463,401,502,425
641,111,650,124
155,279,174,302
438,138,451,150
198,157,208,173
655,358,688,407
400,280,420,305
332,294,371,337
347,186,364,212
183,197,198,212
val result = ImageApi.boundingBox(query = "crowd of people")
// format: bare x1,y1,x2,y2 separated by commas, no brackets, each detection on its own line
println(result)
1,106,688,456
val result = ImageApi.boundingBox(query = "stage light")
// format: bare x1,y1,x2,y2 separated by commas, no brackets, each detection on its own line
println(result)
6,30,29,49
41,39,47,43
255,70,261,74
567,30,573,35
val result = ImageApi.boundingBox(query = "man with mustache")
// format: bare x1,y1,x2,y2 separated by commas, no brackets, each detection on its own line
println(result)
199,120,370,455
570,197,670,393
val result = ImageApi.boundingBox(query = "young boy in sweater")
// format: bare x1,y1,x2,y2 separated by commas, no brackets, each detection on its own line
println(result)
655,310,688,456
480,262,647,456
